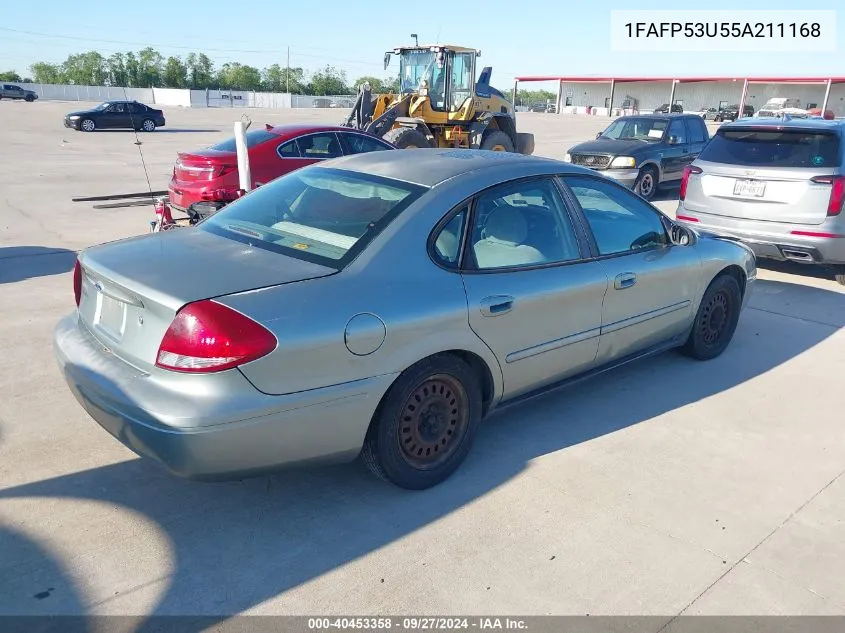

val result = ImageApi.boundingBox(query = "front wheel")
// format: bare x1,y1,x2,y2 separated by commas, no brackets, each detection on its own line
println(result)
680,273,742,360
80,118,95,132
361,354,483,490
634,165,658,201
480,130,515,152
382,126,430,149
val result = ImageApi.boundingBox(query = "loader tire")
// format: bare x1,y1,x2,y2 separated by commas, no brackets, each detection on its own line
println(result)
383,127,431,149
480,130,515,153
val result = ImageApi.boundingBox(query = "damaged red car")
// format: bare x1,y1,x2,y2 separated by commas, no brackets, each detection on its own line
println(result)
168,124,396,212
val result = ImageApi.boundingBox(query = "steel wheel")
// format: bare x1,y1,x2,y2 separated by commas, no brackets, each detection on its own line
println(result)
637,170,655,199
398,374,470,470
681,273,742,361
697,290,730,345
81,119,95,132
141,119,156,132
361,354,483,489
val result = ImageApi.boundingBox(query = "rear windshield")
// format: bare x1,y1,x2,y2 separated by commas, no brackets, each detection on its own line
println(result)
209,129,278,152
699,128,841,168
199,166,426,268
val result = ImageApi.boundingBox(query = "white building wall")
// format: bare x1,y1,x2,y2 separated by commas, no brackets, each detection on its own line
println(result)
553,80,845,117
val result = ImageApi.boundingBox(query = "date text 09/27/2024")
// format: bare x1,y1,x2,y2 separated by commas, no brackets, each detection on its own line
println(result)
307,617,528,630
624,22,821,38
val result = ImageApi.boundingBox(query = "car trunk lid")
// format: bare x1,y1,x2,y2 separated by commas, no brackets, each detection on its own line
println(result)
76,228,336,371
683,126,842,225
173,149,237,184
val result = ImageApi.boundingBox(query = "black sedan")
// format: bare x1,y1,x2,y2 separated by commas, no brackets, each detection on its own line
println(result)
64,100,166,132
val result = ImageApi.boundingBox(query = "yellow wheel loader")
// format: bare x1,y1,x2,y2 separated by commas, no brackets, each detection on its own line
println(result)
341,44,534,155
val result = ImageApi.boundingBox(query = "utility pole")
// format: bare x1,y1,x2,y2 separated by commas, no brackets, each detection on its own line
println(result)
286,46,290,94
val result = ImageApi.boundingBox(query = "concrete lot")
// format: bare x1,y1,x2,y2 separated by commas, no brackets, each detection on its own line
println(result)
1,100,844,621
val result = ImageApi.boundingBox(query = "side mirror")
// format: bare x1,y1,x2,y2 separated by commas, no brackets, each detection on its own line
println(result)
383,52,391,70
667,135,678,145
670,223,692,246
596,132,603,139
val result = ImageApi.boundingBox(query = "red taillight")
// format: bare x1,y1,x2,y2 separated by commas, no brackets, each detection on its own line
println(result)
73,259,82,307
676,214,700,223
680,165,702,200
790,230,844,238
155,300,277,373
810,175,845,217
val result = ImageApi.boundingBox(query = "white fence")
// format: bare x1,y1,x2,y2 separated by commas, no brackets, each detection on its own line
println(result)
24,83,356,110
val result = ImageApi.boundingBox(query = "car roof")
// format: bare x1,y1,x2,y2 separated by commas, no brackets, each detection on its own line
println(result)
267,123,369,137
721,117,845,132
312,148,568,187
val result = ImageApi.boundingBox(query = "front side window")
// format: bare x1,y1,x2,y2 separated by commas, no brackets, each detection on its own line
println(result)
340,133,392,154
563,176,668,256
668,118,687,144
469,178,581,270
200,167,426,267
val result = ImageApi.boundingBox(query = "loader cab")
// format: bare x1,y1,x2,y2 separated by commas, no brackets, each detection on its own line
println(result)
389,45,478,113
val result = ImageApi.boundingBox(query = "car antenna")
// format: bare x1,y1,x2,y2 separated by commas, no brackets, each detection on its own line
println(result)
122,85,156,209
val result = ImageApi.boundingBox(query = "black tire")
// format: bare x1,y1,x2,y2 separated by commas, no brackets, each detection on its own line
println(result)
480,130,515,152
634,165,659,201
361,354,483,490
25,95,34,102
680,273,742,360
80,118,96,132
382,126,430,149
834,266,845,286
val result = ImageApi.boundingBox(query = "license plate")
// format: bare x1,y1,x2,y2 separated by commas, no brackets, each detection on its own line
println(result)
96,292,126,340
733,179,766,197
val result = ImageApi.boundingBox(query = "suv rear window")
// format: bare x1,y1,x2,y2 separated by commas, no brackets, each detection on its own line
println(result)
209,129,279,152
200,167,426,268
699,128,841,168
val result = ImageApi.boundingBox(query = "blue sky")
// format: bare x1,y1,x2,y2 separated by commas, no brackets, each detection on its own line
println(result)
1,0,841,90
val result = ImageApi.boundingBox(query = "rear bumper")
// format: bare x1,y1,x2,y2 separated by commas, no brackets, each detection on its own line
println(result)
676,205,845,266
53,313,396,480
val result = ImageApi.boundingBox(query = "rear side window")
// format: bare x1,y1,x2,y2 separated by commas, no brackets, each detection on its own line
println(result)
210,129,278,152
699,129,842,168
689,118,707,143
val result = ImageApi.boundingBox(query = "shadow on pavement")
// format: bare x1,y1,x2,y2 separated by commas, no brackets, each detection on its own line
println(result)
0,278,842,628
0,247,76,284
757,259,844,284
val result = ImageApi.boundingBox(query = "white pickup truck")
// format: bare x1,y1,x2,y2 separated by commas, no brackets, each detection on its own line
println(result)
755,97,805,117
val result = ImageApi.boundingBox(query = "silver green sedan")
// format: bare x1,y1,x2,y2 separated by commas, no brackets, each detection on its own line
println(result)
53,148,757,490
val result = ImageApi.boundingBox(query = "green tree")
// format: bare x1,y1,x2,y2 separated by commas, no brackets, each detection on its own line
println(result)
162,56,187,88
352,75,385,93
30,62,64,84
136,47,163,86
185,52,215,89
217,62,262,91
61,51,107,85
262,64,305,93
308,65,348,96
106,53,127,86
0,71,23,82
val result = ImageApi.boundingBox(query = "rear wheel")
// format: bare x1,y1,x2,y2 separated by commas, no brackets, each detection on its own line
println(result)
634,165,658,201
383,126,430,149
834,267,845,286
141,118,156,132
361,354,482,490
480,130,515,152
680,273,742,360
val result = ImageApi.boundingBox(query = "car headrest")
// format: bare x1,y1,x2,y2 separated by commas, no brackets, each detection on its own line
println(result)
483,206,528,245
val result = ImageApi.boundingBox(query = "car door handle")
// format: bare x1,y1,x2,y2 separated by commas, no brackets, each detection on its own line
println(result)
614,273,637,290
480,295,514,317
